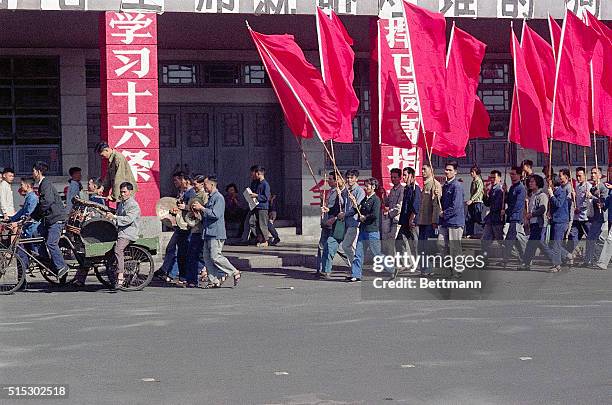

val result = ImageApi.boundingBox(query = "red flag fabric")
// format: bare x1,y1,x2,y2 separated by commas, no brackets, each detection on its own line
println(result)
377,20,413,149
316,8,359,143
551,11,599,147
469,96,491,139
249,28,341,141
585,11,612,137
510,29,549,154
419,26,486,158
522,24,556,133
402,1,449,134
548,15,562,60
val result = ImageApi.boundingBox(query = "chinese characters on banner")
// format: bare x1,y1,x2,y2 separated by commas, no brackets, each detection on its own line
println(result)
497,0,534,19
195,0,238,13
254,0,296,14
372,12,422,194
318,0,357,15
439,0,478,18
101,11,160,215
565,0,600,18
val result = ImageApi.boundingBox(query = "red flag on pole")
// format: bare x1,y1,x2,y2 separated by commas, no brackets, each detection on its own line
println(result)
248,26,341,141
316,8,359,143
510,28,549,154
585,11,612,137
401,1,449,135
550,11,599,147
469,96,491,139
548,14,562,61
522,24,556,133
421,25,486,158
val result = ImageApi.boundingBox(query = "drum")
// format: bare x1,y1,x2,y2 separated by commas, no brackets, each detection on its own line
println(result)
80,218,118,244
66,198,114,241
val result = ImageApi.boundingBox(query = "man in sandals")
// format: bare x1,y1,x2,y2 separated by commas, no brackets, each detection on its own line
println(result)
106,182,141,287
192,175,241,287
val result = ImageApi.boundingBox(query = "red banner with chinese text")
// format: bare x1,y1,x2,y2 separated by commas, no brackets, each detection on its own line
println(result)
371,17,423,196
100,11,159,216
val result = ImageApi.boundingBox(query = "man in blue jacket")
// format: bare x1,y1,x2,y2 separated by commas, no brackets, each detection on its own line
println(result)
481,170,504,255
192,175,242,288
543,169,574,272
436,161,465,277
503,166,528,263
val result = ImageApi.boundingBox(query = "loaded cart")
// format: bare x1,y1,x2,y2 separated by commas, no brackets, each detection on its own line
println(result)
0,197,158,294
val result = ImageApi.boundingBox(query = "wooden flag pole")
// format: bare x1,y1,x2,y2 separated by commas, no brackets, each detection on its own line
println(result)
422,130,442,210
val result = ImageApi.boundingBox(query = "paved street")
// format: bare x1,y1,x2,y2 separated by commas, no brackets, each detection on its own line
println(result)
1,243,611,405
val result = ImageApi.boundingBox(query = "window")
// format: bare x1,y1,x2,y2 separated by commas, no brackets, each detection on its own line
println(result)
85,60,100,88
158,62,270,88
0,57,61,175
162,64,197,86
243,64,268,85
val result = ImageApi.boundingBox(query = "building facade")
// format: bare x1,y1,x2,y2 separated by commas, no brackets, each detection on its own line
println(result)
0,0,609,236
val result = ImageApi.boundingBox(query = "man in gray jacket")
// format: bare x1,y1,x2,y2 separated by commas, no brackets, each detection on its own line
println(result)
107,182,140,287
192,175,241,288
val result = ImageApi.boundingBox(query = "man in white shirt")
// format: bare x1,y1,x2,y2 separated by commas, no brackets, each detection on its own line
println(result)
0,167,16,220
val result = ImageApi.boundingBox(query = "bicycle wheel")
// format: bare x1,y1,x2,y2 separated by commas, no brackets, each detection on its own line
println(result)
120,245,154,291
96,245,154,291
39,244,79,286
0,251,25,294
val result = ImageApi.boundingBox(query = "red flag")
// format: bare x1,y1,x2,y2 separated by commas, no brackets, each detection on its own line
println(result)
316,8,359,143
522,24,556,133
548,14,562,60
585,11,612,137
510,29,549,154
469,96,491,139
402,1,449,134
551,11,599,147
420,25,486,158
377,20,413,149
248,27,341,141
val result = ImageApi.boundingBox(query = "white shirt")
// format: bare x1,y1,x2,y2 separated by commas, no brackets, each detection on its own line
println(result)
0,180,15,217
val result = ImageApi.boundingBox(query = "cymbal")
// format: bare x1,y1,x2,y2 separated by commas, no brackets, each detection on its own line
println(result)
155,197,178,227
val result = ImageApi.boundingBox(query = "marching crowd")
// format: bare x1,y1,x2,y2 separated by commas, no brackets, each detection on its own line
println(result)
315,160,612,282
2,143,610,290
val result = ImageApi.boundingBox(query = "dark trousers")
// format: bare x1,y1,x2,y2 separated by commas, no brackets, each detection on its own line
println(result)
186,233,205,284
523,223,547,266
465,202,483,236
568,220,591,253
38,221,66,272
268,221,279,241
249,209,270,242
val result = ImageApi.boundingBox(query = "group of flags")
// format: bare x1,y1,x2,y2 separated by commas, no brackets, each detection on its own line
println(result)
511,10,611,155
247,1,610,161
248,7,358,145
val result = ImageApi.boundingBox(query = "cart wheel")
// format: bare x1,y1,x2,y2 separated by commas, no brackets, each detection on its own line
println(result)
0,250,26,294
97,245,154,291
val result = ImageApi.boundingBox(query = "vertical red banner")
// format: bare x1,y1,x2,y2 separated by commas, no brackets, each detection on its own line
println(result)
100,11,160,216
370,15,423,198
